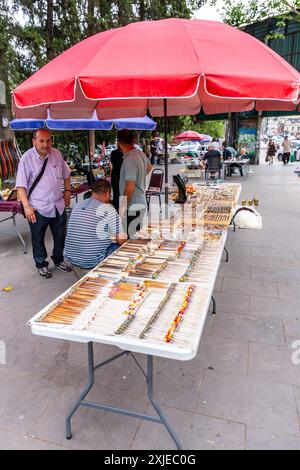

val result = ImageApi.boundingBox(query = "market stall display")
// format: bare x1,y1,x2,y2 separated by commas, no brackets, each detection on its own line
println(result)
27,181,239,449
0,139,21,179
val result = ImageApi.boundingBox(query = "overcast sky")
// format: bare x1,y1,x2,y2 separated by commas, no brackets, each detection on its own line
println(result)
194,4,223,22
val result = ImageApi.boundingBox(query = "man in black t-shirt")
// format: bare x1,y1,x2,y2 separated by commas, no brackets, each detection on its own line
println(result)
204,146,222,179
150,138,158,164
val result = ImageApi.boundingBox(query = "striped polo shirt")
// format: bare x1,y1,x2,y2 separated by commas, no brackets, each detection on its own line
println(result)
64,198,122,269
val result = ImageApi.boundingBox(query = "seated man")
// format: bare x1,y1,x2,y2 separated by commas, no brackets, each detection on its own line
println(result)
229,148,247,176
64,179,127,271
204,145,222,179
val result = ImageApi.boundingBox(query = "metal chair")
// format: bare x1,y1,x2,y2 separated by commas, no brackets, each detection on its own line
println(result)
146,168,164,212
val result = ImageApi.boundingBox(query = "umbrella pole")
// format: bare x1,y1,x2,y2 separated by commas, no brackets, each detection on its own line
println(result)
163,98,168,215
87,131,92,188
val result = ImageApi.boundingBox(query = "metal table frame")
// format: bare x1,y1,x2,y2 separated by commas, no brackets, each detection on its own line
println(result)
0,211,27,253
65,342,182,450
222,160,249,180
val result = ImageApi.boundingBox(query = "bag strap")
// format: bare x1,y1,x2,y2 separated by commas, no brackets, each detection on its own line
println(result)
232,206,256,223
27,157,48,199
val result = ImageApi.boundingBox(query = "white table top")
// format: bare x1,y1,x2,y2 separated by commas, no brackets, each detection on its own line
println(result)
28,233,227,361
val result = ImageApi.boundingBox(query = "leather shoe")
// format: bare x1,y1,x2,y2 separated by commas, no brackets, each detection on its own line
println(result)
55,262,72,272
38,267,52,278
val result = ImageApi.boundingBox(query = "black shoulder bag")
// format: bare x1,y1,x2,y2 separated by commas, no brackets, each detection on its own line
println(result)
20,158,48,217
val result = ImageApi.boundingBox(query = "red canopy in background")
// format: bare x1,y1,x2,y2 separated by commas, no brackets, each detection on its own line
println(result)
12,18,300,120
175,131,207,141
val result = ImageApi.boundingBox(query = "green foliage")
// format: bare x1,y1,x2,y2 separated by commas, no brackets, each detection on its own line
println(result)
3,0,207,149
221,0,300,40
154,115,224,140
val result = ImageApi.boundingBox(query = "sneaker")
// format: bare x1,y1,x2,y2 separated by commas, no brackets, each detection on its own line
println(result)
54,261,72,272
38,267,52,278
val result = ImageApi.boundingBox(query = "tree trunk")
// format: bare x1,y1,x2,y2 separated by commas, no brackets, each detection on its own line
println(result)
139,0,145,21
87,0,95,36
46,0,54,60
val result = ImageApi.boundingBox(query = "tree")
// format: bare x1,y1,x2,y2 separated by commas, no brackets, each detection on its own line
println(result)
220,0,300,39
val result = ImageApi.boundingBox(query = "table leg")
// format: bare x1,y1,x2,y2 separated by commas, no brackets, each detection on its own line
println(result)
12,213,27,254
211,296,216,314
65,343,183,449
223,246,229,262
147,355,182,450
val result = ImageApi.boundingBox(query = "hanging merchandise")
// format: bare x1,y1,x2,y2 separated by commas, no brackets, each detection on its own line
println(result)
0,139,20,179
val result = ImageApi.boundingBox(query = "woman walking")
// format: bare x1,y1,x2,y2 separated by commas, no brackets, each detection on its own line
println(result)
266,139,276,164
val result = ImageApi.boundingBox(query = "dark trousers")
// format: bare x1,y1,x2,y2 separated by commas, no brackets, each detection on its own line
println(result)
29,209,67,268
229,163,243,176
283,152,290,164
150,152,156,165
126,209,146,237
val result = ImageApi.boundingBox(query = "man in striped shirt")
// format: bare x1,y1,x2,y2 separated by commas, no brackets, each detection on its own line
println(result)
64,179,127,270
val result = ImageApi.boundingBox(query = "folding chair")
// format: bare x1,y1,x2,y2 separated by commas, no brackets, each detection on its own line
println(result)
146,168,164,213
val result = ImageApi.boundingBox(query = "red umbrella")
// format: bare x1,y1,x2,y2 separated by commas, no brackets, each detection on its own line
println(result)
12,18,300,120
175,131,207,141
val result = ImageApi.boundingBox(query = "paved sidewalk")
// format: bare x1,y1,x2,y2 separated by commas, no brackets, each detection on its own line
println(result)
0,162,300,449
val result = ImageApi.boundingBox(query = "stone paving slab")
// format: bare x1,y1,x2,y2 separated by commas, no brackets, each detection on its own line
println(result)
0,427,69,450
283,318,300,344
197,369,299,435
245,426,300,450
250,266,300,283
221,278,279,298
190,334,248,375
0,369,64,435
225,254,276,268
277,282,300,301
294,386,300,420
218,263,251,280
29,384,140,450
212,292,250,314
251,247,297,260
211,312,285,345
132,405,245,450
248,342,300,386
249,296,300,320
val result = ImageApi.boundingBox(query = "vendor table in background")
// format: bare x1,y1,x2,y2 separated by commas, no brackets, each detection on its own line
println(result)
222,159,250,179
0,200,27,253
0,183,90,254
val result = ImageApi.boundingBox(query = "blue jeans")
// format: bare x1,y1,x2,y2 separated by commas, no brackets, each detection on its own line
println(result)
104,242,119,258
29,209,67,268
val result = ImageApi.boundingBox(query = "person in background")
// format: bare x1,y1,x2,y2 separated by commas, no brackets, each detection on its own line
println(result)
266,139,276,164
110,145,123,212
229,148,247,176
204,144,222,179
211,138,221,151
118,129,152,237
156,139,164,165
16,129,71,279
222,141,237,160
150,136,158,165
282,136,291,165
64,179,127,273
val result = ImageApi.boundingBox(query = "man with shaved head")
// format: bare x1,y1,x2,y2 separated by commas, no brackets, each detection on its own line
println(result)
16,129,72,278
